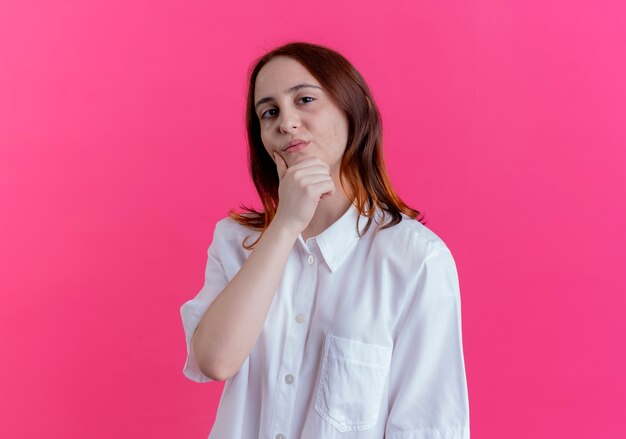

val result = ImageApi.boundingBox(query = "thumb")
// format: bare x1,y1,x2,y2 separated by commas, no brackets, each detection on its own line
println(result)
273,152,288,180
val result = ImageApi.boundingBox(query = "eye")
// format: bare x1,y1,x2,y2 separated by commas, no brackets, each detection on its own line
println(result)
259,97,316,120
260,108,278,119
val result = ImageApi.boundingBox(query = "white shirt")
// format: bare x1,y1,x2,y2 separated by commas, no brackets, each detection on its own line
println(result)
180,203,470,439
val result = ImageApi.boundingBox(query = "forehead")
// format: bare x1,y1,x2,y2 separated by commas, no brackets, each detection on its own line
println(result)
254,56,320,99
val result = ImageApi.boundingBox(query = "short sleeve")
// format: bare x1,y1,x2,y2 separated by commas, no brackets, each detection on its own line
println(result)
179,220,230,383
384,245,470,439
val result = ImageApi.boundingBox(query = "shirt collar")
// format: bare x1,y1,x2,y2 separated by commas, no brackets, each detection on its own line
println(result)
304,202,377,273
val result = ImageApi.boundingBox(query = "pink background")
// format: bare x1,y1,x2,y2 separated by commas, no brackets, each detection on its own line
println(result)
1,1,625,437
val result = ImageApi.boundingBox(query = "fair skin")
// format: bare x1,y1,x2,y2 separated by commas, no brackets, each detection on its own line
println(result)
191,56,356,380
254,55,354,240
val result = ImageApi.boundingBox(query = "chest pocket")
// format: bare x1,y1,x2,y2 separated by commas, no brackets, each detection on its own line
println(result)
315,334,393,432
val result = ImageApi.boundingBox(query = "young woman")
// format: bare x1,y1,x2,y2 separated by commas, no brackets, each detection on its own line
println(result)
180,41,470,439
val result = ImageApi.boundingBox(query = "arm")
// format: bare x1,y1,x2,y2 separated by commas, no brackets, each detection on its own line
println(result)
191,154,335,381
191,217,299,381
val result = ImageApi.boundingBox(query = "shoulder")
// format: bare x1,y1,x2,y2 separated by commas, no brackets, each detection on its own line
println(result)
214,213,261,235
210,214,261,251
371,211,452,263
371,213,461,306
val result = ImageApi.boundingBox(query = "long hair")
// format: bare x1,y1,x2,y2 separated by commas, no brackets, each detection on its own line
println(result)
228,41,424,249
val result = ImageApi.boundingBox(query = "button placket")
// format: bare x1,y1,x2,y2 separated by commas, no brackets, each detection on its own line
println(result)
270,245,319,438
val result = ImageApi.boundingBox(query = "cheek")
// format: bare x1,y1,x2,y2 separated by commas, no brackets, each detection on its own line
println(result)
327,117,340,139
330,116,348,146
260,131,271,150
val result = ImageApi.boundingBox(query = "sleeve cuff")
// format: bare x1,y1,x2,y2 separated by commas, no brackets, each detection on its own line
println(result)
386,425,470,439
180,300,213,383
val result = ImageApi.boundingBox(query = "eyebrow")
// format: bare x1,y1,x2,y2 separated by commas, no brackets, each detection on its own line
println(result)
255,83,322,110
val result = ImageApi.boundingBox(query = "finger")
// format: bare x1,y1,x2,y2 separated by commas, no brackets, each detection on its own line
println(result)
273,152,288,180
304,170,333,178
300,174,334,186
320,188,335,199
316,181,336,199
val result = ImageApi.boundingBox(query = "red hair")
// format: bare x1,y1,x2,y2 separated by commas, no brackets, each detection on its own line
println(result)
228,41,425,249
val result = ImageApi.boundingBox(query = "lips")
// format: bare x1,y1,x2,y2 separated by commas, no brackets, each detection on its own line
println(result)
282,139,310,152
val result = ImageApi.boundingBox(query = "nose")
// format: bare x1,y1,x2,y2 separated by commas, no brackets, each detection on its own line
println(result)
278,107,300,133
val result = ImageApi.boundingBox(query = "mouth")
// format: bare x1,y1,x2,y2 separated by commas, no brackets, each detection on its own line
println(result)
282,139,310,153
284,143,308,153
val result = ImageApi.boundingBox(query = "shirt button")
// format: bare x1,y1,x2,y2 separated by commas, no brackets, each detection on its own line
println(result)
307,254,315,265
295,313,305,323
284,374,295,384
275,434,286,439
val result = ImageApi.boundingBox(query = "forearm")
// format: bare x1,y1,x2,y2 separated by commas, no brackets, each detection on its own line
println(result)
192,217,299,381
